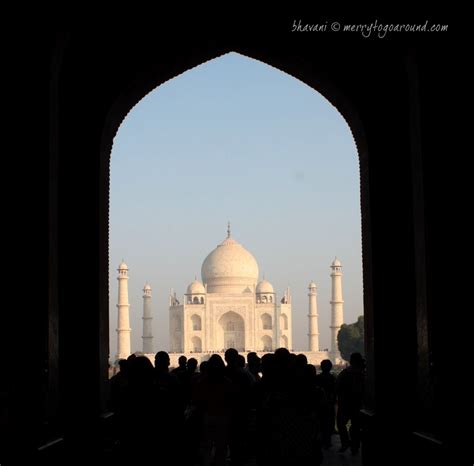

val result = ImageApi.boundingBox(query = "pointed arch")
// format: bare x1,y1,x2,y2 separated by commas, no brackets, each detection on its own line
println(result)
191,336,202,352
261,313,272,330
191,314,201,331
261,335,273,352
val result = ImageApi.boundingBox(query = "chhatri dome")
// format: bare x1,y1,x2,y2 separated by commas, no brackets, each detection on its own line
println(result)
256,279,274,294
201,223,259,293
187,279,206,295
118,260,128,270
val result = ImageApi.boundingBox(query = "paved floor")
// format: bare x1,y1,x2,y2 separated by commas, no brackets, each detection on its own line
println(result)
103,431,362,465
321,435,362,466
237,434,362,466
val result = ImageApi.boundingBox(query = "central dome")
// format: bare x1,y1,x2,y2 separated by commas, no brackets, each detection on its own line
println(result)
201,226,259,293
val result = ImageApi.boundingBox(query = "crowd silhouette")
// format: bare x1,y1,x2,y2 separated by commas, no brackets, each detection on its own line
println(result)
108,349,366,465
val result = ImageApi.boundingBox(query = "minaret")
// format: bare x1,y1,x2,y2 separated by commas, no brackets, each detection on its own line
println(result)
330,258,344,362
308,281,320,351
116,260,131,360
142,283,153,354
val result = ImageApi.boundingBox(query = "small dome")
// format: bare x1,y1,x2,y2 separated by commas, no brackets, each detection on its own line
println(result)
143,283,151,291
331,257,342,267
308,280,317,289
256,279,274,294
187,280,206,295
118,261,128,270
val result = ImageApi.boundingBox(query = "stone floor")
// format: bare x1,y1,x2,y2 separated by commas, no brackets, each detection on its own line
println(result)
321,435,362,466
103,429,362,465
236,434,362,466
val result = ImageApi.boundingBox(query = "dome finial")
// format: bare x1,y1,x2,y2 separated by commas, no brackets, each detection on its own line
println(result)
227,221,231,238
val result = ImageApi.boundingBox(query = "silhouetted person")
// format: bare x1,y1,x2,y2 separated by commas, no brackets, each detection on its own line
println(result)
172,355,187,376
154,351,179,391
180,357,200,465
108,359,130,451
172,355,191,410
316,359,336,448
304,363,325,464
246,352,262,382
187,357,198,373
178,357,197,407
192,354,236,466
119,356,157,460
296,353,308,367
225,348,254,465
258,348,322,465
153,351,182,458
109,359,129,414
199,360,208,376
336,352,365,455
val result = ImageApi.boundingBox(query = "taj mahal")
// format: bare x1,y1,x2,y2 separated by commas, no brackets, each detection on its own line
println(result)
114,224,345,366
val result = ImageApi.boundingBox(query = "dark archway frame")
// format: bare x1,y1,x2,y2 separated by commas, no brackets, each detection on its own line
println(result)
47,33,441,463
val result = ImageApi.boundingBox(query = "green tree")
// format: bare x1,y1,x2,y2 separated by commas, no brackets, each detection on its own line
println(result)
338,315,364,362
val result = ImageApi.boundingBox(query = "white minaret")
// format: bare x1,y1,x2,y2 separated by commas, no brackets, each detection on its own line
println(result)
308,281,320,351
330,258,344,362
116,260,131,360
142,283,153,354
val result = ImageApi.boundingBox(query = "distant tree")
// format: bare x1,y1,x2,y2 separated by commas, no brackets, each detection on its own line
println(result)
338,315,364,362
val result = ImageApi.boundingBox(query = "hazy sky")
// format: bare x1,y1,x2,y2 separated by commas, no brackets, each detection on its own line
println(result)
109,52,363,357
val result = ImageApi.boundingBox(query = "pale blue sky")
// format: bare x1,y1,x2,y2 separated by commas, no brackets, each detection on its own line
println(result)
109,52,363,356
